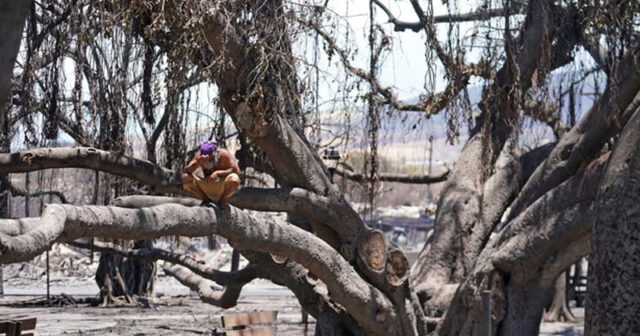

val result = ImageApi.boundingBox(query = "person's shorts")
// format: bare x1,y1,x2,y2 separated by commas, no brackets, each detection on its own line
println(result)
183,173,240,201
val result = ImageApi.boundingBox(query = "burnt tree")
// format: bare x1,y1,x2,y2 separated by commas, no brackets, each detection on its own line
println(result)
1,0,639,335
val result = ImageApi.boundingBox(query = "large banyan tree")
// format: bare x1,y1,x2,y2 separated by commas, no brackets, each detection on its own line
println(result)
1,0,640,335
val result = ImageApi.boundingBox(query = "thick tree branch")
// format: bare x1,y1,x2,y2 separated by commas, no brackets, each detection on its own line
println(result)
112,195,200,208
0,203,396,335
69,240,261,286
162,262,244,308
507,47,640,221
0,147,184,194
492,155,608,279
334,166,450,184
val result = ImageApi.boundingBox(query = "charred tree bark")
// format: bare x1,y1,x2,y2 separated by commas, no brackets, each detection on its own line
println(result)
586,104,640,335
411,0,555,309
438,153,605,335
0,0,30,114
95,239,156,305
0,169,7,298
0,0,31,296
200,2,416,333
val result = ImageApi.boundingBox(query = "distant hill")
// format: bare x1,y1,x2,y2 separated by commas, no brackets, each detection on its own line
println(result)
313,70,603,166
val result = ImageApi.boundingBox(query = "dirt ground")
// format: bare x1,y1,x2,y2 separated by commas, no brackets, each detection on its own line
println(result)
0,244,584,335
0,278,314,335
0,244,313,335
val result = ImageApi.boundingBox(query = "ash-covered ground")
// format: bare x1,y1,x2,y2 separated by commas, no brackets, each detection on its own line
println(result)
0,242,584,335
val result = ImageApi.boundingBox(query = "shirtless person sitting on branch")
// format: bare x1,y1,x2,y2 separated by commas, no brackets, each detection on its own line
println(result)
182,140,241,209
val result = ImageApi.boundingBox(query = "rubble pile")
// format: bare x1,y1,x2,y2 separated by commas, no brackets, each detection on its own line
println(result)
3,243,97,283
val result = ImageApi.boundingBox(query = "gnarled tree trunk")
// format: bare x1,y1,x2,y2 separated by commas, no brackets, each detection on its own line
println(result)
95,239,156,305
587,103,640,335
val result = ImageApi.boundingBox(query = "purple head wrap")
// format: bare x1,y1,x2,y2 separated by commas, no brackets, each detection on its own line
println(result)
200,140,218,155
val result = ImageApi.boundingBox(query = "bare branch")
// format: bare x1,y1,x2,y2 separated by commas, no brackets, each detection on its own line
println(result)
0,203,397,335
0,147,185,194
507,47,640,221
0,175,70,203
298,18,485,115
69,240,261,287
522,99,567,139
112,195,201,208
372,0,526,32
162,262,244,308
334,166,450,184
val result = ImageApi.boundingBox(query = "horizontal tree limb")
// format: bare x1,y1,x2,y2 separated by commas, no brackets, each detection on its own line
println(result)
112,195,201,208
0,203,396,335
0,147,184,194
69,240,261,286
372,0,526,32
0,147,344,223
112,189,362,246
334,166,450,184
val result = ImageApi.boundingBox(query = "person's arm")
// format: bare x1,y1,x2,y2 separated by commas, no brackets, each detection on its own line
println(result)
184,155,200,174
209,150,240,179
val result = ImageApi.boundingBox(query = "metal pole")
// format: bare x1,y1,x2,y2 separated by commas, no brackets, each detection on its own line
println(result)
482,290,492,336
0,266,4,298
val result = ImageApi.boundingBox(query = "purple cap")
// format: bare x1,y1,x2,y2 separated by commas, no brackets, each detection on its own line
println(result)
200,140,218,155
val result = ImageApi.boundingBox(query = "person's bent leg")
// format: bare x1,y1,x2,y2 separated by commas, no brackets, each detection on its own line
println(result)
182,173,194,184
218,174,241,210
183,178,206,200
219,181,239,208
